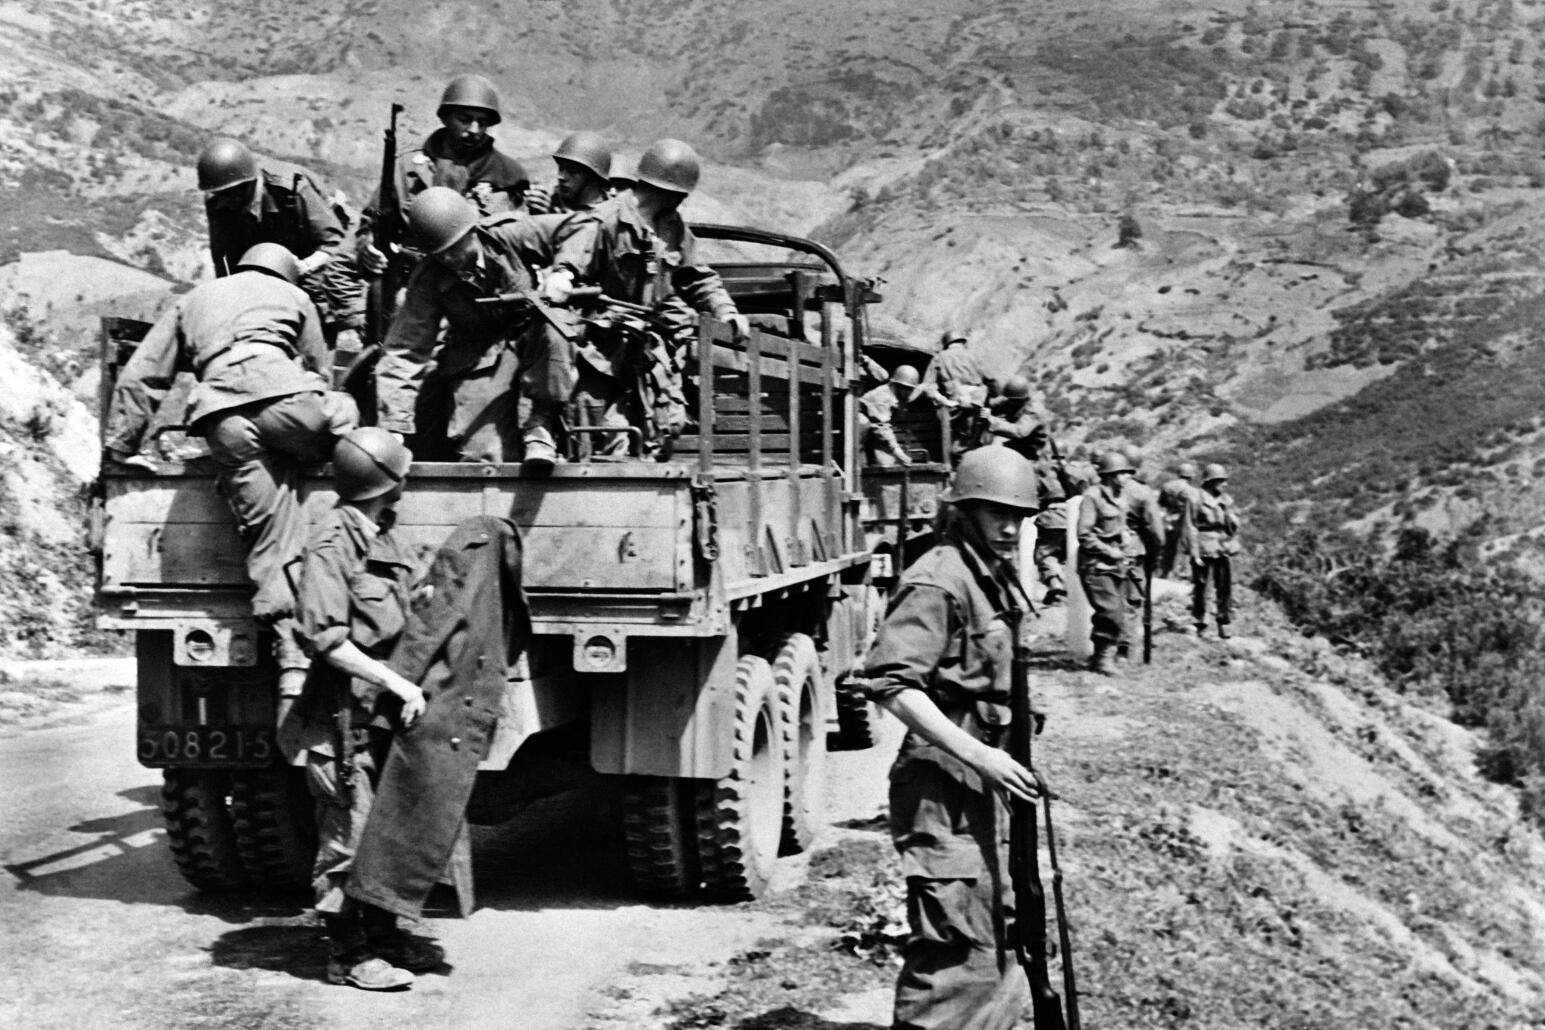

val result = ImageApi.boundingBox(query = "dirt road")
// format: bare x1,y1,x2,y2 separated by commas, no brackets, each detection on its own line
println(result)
0,661,902,1030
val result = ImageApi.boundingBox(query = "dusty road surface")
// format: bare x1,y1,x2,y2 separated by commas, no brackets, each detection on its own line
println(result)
0,659,905,1030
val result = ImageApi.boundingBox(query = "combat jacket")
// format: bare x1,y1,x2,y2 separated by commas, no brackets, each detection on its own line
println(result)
979,399,1045,459
1185,488,1240,559
206,165,364,329
863,529,1032,795
104,271,329,454
348,516,530,920
374,216,539,434
921,343,990,407
1077,480,1164,573
859,383,909,463
1159,477,1200,526
552,191,737,320
291,504,419,751
360,129,531,237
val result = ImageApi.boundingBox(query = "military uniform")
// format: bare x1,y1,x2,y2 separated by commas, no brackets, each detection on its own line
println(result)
862,525,1034,1030
858,382,911,466
1158,475,1200,576
375,215,561,462
104,271,355,672
975,399,1045,459
1033,460,1076,599
1185,487,1240,633
551,190,739,454
206,165,366,346
1076,479,1164,656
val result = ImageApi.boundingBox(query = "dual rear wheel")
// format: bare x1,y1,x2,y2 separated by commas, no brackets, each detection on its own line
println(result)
160,765,316,893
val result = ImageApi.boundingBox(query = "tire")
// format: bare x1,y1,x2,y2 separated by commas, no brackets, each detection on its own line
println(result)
695,655,784,901
771,633,825,855
621,775,700,899
230,764,317,889
834,586,884,751
161,770,248,892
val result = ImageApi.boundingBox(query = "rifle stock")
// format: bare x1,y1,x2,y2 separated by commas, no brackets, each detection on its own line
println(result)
1007,607,1069,1030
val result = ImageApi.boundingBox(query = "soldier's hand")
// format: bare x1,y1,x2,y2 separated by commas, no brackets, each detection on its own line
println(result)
543,269,575,305
386,675,427,727
105,449,156,472
358,242,389,276
726,313,751,341
971,745,1040,803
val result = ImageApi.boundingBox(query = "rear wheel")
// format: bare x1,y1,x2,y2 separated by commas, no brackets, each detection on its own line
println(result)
161,770,248,892
621,776,700,899
695,655,784,901
230,764,316,889
772,633,825,855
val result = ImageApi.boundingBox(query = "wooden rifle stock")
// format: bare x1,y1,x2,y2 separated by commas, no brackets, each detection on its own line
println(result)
1007,607,1068,1030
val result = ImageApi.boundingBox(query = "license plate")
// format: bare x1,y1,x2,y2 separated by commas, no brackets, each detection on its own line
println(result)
137,725,275,767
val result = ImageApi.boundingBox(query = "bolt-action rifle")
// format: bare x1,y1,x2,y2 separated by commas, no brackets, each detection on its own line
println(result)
1044,434,1079,501
1006,607,1075,1030
376,103,405,329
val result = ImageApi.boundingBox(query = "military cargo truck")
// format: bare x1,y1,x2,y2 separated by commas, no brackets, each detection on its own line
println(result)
92,224,889,902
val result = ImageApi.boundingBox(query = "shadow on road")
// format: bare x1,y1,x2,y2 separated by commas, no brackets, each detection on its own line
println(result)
4,784,306,923
207,924,455,984
470,786,638,913
734,1007,885,1030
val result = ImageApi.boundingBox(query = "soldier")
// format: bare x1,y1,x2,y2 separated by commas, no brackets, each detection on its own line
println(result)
549,131,614,214
1158,460,1201,576
861,446,1043,1030
974,374,1047,457
103,244,359,696
1186,463,1241,638
374,187,568,468
1032,448,1084,606
197,137,367,366
289,427,441,990
858,365,920,467
356,74,534,314
544,137,750,455
1077,450,1164,674
920,326,994,461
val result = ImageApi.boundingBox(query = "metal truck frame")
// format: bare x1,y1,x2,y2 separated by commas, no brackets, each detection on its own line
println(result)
92,224,887,902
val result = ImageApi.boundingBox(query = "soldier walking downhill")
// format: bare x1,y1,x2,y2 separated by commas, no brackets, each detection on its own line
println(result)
103,244,359,699
1076,449,1164,675
1185,463,1241,638
861,446,1045,1030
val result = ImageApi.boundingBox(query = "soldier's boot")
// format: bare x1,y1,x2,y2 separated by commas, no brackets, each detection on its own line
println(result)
1088,644,1116,676
1114,642,1130,663
323,913,414,991
1217,623,1232,640
1193,622,1207,637
1042,576,1066,606
521,424,558,471
361,905,445,974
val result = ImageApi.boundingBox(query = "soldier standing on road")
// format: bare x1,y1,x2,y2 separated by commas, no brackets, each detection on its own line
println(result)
861,446,1044,1030
374,187,568,468
103,244,359,697
290,427,442,991
1077,449,1164,674
1158,461,1200,577
356,74,534,332
197,137,367,373
544,138,750,455
1032,445,1088,606
858,365,920,467
1185,463,1241,638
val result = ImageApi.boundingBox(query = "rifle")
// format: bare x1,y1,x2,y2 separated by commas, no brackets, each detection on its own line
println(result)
1007,607,1070,1030
1142,553,1154,665
376,103,406,329
1043,790,1083,1030
1045,434,1079,501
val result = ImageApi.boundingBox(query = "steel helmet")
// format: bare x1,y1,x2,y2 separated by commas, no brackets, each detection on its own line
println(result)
1202,463,1229,484
197,137,258,193
889,365,921,387
1097,450,1136,476
235,243,303,285
333,427,412,501
405,187,479,253
1001,375,1031,401
553,131,613,180
1178,461,1199,480
635,138,701,194
943,447,1038,512
438,74,502,124
940,326,968,347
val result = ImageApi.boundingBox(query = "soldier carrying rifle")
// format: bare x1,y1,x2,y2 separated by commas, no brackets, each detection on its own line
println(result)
542,138,750,457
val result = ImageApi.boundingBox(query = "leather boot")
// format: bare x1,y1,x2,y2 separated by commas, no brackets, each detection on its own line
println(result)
1088,644,1116,676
